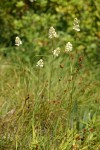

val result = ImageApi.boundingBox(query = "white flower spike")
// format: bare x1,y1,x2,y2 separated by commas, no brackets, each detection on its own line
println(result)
53,47,60,57
15,36,22,46
65,42,73,52
36,59,44,68
49,27,58,39
29,0,36,2
73,18,80,32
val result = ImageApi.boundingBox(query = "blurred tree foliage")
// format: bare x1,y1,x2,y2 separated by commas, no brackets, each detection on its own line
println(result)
0,0,100,66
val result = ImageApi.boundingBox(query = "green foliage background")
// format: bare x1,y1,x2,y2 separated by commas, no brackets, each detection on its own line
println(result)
0,0,100,66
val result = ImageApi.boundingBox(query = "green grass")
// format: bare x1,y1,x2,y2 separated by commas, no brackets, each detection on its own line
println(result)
0,46,100,150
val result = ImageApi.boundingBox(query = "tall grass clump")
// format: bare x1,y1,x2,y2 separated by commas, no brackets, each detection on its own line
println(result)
0,18,100,150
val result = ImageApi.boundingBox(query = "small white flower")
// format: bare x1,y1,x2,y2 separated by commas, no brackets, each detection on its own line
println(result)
73,18,80,32
15,36,22,46
49,27,58,39
36,59,44,68
65,42,73,52
53,47,60,57
29,0,36,2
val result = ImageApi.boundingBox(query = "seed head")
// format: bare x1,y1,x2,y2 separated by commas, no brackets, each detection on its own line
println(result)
15,36,22,46
53,47,60,57
65,42,73,52
49,27,58,39
73,18,80,32
36,59,44,68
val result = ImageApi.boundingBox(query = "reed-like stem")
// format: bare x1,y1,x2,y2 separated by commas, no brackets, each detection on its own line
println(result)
36,68,40,100
48,39,54,101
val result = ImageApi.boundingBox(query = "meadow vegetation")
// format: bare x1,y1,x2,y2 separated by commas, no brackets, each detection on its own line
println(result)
0,0,100,150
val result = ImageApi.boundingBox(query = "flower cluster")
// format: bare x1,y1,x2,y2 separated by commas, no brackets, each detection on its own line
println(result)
65,42,73,52
49,27,58,39
73,18,80,32
53,47,60,57
29,0,36,2
36,59,44,68
15,37,22,46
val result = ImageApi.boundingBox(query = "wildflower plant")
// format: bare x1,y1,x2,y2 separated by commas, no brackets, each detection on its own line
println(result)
36,59,44,68
48,26,58,101
53,47,60,57
73,18,80,32
65,42,73,52
15,36,22,46
48,26,58,39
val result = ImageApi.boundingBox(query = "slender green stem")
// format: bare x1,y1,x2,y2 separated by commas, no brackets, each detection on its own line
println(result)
37,68,40,100
68,54,75,130
48,39,54,101
69,54,74,104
